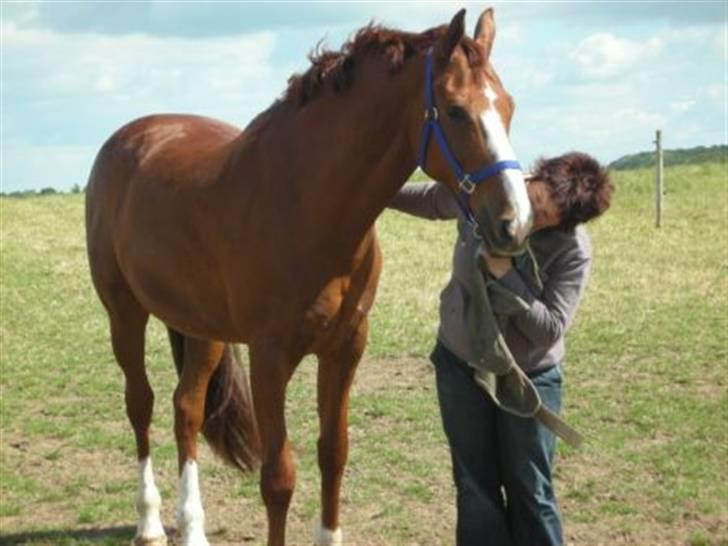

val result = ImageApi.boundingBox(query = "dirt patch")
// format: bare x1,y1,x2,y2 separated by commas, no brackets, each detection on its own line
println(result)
2,357,726,545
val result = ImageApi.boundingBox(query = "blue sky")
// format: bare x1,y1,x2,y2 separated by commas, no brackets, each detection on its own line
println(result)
1,1,725,192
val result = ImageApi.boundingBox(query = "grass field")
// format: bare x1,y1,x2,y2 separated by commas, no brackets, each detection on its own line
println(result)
1,162,726,545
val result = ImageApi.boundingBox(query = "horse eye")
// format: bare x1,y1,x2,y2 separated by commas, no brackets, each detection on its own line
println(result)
446,105,468,122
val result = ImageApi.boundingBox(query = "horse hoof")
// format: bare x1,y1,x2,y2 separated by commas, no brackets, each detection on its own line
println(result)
177,530,210,546
313,517,343,546
132,536,168,546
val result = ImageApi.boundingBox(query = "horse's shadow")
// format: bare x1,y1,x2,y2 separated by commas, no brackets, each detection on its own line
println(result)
0,526,237,545
0,526,136,545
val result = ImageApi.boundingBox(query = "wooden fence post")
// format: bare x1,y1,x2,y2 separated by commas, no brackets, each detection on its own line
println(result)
655,129,664,228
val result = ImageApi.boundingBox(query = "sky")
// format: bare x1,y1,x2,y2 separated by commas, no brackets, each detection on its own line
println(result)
1,1,725,193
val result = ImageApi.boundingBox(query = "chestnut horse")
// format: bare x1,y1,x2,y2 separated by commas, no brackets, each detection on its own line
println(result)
85,8,530,546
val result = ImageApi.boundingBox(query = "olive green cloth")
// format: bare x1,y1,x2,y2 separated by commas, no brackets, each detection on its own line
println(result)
465,246,583,448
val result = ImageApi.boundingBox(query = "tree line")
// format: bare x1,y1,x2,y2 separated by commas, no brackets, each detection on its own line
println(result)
2,145,725,196
609,144,727,171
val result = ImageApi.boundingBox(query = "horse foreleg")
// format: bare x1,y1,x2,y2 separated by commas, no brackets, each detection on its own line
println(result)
173,337,224,546
314,319,368,546
249,343,299,546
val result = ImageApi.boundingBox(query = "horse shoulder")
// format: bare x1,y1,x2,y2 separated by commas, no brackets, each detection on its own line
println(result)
302,231,382,355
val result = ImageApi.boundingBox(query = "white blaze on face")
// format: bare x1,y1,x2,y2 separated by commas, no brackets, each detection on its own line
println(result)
480,85,532,234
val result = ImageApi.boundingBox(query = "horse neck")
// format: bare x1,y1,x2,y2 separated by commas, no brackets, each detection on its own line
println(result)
237,57,423,254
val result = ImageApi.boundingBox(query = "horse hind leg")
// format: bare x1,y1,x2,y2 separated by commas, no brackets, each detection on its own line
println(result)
167,330,261,546
170,335,228,546
314,319,369,546
106,290,166,546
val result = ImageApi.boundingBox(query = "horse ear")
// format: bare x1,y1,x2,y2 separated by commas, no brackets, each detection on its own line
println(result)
474,8,496,59
436,8,466,64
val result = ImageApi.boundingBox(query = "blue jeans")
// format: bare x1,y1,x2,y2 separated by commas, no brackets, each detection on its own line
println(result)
431,341,563,546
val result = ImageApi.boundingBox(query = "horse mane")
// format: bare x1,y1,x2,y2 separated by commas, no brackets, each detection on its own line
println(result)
284,23,486,106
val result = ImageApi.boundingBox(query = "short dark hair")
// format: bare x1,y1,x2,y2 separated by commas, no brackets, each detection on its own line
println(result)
531,151,614,232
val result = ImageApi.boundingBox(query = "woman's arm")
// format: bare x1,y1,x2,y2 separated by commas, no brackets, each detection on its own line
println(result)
388,181,461,220
496,244,592,347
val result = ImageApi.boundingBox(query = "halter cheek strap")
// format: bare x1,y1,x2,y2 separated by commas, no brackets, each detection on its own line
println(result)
417,50,521,225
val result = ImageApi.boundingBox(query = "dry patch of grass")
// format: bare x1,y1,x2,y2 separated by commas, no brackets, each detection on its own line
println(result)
2,162,727,545
2,356,725,545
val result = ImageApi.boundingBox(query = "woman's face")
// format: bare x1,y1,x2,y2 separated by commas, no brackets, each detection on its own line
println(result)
527,179,562,232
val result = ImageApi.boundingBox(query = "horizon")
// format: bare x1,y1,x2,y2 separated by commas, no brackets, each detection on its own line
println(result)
1,142,723,195
1,1,726,192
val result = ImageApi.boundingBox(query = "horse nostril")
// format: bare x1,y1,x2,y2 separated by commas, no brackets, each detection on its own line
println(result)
500,219,516,243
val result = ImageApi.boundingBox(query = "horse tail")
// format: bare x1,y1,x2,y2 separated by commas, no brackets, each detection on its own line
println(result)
167,328,261,472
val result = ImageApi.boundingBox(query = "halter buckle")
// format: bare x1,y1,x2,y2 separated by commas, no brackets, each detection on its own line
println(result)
472,221,483,240
459,174,475,194
424,107,438,121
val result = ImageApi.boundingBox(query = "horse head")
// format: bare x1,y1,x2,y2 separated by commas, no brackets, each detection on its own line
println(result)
417,8,532,255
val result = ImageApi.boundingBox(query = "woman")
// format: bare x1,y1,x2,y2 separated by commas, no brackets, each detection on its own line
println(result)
389,152,613,546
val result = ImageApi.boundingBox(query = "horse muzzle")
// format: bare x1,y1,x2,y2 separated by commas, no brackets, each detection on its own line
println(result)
475,208,532,257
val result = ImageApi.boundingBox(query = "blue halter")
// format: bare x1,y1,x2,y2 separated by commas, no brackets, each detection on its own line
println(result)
416,50,521,224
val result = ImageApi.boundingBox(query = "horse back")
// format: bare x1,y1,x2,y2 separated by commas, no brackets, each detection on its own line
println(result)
85,114,257,338
86,114,384,348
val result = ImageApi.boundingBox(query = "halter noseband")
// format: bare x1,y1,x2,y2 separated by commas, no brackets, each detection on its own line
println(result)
416,50,521,224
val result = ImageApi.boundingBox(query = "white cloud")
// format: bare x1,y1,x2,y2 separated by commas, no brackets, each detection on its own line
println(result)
705,84,726,100
511,101,672,168
1,22,286,192
670,100,696,113
3,1,723,40
1,3,724,192
0,4,39,29
495,23,525,48
554,107,665,141
714,27,726,59
2,21,280,116
611,107,666,128
563,81,634,100
570,33,663,79
0,143,97,192
1,20,54,45
493,47,559,92
703,83,727,110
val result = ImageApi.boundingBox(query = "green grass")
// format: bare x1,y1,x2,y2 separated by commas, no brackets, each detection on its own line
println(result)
1,162,726,545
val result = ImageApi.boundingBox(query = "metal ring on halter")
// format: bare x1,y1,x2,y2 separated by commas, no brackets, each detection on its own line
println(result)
471,222,483,240
424,107,438,121
459,174,475,194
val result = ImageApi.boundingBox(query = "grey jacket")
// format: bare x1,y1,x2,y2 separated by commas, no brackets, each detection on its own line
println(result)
389,181,592,375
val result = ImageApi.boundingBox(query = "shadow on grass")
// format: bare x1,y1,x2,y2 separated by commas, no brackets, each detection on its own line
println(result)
0,526,238,545
0,526,135,545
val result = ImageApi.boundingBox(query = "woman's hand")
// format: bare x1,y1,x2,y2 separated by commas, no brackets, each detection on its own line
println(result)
479,244,512,279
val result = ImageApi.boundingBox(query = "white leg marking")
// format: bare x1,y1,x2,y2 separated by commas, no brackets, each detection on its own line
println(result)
176,460,209,546
481,84,532,234
313,516,343,546
135,457,166,544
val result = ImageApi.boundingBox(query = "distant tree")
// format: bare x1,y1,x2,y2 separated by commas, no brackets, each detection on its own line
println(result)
9,190,35,198
39,187,57,195
70,184,81,194
610,144,727,171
